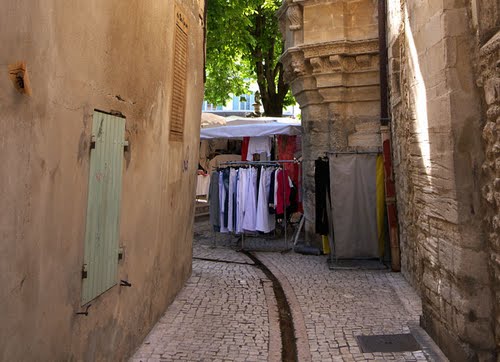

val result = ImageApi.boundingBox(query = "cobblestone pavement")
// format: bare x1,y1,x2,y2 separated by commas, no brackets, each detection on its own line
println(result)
131,219,444,362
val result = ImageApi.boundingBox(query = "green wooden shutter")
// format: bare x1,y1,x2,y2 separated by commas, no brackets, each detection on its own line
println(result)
81,111,126,305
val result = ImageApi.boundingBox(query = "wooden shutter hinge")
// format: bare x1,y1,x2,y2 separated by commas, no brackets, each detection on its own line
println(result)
90,135,96,150
118,247,124,261
120,280,132,287
76,304,92,316
81,264,88,279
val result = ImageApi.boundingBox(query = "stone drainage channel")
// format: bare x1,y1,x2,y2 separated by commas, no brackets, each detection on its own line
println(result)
193,251,299,362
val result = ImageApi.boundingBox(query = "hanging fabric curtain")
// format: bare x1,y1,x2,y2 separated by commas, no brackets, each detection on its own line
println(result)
328,154,379,258
376,155,386,257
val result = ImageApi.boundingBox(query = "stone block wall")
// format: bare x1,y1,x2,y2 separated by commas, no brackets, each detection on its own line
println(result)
280,0,498,358
479,29,500,359
386,1,496,360
279,0,382,245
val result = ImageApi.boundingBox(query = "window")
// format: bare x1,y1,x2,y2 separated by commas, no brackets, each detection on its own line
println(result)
170,7,189,142
232,94,255,111
202,101,222,111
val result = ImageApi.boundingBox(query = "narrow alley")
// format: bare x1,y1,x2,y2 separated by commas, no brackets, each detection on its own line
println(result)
131,217,445,362
2,1,498,361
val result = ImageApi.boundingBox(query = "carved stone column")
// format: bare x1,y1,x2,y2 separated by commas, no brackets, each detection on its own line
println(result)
278,0,381,245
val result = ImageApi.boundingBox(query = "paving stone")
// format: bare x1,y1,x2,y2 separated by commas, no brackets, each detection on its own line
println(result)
130,219,432,362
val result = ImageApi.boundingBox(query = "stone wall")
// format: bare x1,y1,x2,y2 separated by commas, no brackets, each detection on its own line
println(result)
279,0,382,245
0,1,205,360
386,1,496,360
478,25,500,362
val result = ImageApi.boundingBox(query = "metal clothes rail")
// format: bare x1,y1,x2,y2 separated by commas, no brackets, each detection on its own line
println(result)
220,159,300,166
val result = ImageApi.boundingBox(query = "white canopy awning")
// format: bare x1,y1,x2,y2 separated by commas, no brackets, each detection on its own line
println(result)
201,113,227,128
199,117,302,139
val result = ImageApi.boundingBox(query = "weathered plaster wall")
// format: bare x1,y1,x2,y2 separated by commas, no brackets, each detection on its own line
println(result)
0,1,204,360
280,0,381,245
386,1,496,360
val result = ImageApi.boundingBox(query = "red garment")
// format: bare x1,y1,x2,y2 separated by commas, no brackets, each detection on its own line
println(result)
277,135,302,212
241,137,250,161
276,169,291,215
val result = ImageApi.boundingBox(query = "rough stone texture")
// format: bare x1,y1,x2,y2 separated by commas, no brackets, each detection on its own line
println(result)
0,1,204,361
279,0,382,245
479,29,500,356
386,1,496,360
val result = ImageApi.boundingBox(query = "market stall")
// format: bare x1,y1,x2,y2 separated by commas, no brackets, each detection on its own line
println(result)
197,115,303,248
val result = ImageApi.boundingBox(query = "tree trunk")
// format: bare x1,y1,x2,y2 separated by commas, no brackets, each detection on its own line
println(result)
251,5,290,117
259,66,289,116
262,94,284,116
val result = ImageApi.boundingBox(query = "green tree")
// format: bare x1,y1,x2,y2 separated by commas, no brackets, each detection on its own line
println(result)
205,0,293,116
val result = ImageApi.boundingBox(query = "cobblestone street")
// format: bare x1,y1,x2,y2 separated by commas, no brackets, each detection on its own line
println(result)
131,219,446,362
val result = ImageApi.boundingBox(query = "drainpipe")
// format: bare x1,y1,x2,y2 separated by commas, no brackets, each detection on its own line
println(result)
378,0,401,272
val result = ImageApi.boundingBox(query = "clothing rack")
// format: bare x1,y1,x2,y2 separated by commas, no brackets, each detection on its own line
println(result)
218,159,300,251
220,159,300,166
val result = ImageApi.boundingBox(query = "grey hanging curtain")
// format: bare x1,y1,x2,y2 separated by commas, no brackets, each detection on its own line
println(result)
328,154,378,258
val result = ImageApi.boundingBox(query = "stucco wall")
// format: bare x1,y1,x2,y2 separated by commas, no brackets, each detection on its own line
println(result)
0,1,204,360
386,1,496,360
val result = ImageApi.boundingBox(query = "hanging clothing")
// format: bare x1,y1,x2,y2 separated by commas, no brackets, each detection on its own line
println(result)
277,135,301,211
329,154,378,258
209,171,220,232
256,166,262,204
276,169,292,215
233,169,239,233
242,167,258,231
256,167,275,233
236,168,248,234
274,171,279,212
222,169,230,229
228,168,237,232
209,164,281,235
268,169,276,214
218,171,228,233
315,158,330,235
196,173,211,196
246,137,272,161
241,137,250,161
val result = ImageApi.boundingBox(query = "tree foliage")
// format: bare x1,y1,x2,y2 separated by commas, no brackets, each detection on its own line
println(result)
205,0,293,116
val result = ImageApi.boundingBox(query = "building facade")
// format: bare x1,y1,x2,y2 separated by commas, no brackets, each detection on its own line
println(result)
279,0,499,360
0,1,205,360
202,91,300,117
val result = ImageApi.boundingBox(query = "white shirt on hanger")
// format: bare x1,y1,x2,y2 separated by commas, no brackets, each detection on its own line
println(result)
242,167,258,232
227,168,237,232
236,168,247,234
246,137,272,161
